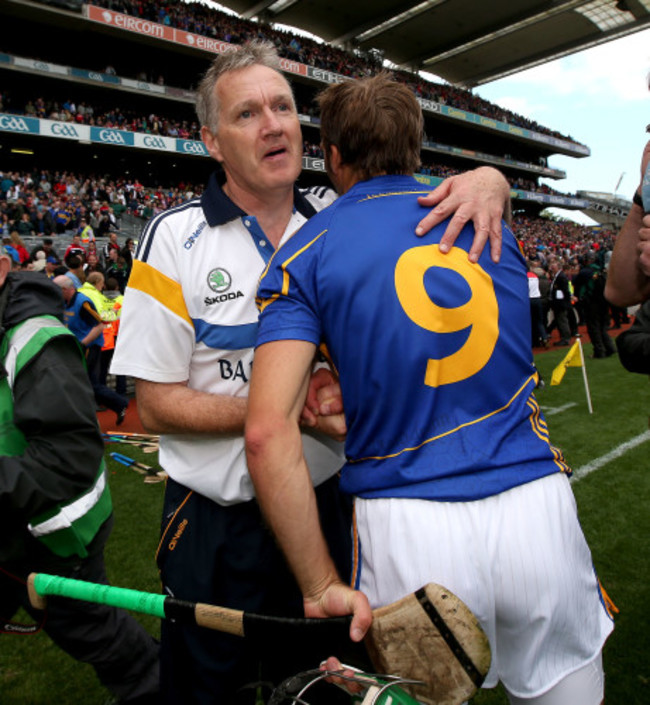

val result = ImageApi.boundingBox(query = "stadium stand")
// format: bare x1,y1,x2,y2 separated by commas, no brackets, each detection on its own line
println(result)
0,0,600,219
0,0,633,248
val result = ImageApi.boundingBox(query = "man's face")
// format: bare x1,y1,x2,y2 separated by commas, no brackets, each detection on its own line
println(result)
203,65,302,199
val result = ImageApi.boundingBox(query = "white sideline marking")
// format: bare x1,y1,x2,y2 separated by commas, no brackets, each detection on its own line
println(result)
571,430,650,482
541,402,577,416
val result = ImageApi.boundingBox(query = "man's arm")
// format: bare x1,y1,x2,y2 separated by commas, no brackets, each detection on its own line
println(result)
77,301,105,347
605,140,650,307
245,340,371,641
135,379,247,435
135,369,343,438
415,166,511,263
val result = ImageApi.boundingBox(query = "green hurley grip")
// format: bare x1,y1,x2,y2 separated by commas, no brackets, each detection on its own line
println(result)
34,573,167,619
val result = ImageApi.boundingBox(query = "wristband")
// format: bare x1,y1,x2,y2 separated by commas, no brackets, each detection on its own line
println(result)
633,191,643,208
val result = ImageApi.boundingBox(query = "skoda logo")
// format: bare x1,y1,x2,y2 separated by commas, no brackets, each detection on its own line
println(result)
207,268,231,293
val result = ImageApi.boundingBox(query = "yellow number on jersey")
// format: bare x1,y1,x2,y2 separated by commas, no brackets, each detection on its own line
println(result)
394,245,499,387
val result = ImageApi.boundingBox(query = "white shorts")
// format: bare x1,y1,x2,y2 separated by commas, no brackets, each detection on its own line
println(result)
353,473,614,699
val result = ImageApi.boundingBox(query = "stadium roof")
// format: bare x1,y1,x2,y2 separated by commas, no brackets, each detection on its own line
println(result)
220,0,650,87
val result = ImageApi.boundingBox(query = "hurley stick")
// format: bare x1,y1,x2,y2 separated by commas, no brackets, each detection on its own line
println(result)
28,573,350,641
28,574,490,705
109,452,167,480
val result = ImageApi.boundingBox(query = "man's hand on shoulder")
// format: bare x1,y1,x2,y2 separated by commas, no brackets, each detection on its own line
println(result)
415,166,510,263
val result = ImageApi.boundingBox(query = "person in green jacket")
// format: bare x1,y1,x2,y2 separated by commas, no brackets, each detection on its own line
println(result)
0,245,159,704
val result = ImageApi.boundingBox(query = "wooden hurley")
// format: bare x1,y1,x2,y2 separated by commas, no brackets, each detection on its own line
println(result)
28,575,490,704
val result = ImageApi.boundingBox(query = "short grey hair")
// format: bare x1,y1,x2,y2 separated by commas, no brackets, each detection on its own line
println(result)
196,40,289,133
53,275,75,291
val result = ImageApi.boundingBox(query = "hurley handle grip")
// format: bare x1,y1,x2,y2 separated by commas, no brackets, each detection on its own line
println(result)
28,573,167,618
28,573,246,635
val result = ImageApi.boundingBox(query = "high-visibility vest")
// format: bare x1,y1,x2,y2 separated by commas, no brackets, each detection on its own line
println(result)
0,316,112,558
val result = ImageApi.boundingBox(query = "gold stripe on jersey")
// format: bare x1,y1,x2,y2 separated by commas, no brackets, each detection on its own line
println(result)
356,190,430,203
526,395,571,473
350,373,537,464
256,229,328,314
128,260,192,327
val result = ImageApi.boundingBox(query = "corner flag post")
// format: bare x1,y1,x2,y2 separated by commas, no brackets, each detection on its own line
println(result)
576,336,593,414
549,335,593,414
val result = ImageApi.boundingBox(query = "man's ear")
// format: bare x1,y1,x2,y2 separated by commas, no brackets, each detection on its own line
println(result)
327,144,342,174
201,126,223,163
0,256,11,287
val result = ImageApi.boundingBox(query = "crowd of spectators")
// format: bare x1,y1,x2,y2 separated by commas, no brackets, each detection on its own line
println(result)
3,94,203,142
1,167,618,300
1,155,572,247
2,167,630,356
514,214,617,266
91,0,584,147
511,215,627,353
0,168,613,254
0,169,205,237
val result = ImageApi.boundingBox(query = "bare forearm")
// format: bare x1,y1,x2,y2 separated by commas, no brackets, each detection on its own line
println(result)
135,379,247,435
247,421,339,597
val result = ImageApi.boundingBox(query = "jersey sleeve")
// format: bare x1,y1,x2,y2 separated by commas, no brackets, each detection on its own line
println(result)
256,221,326,348
110,214,195,383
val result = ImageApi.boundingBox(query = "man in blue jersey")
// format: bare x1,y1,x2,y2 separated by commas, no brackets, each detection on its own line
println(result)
112,40,511,704
246,74,614,705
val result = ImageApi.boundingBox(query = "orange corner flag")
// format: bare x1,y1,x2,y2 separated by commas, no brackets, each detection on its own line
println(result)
550,340,582,386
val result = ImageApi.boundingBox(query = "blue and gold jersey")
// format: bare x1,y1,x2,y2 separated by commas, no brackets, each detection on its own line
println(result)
256,175,569,501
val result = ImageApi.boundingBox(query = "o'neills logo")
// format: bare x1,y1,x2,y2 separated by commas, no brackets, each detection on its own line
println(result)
168,518,188,550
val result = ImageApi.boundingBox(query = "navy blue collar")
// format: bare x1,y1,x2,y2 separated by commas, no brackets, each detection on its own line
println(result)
201,171,318,228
